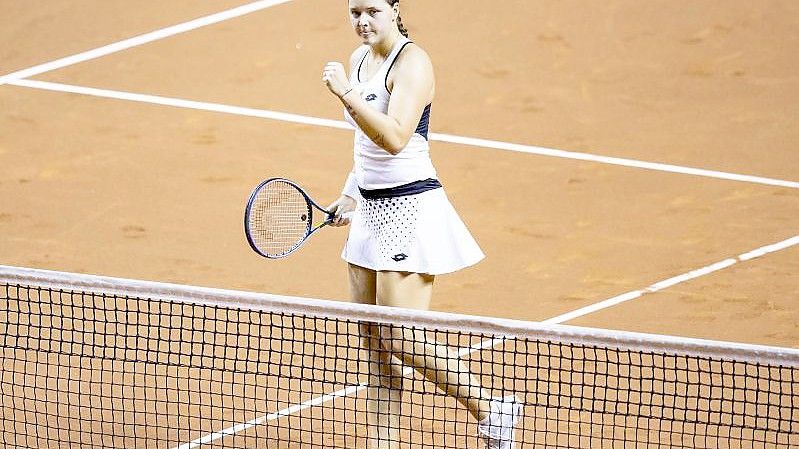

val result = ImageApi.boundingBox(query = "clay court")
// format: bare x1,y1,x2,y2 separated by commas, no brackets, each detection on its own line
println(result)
1,1,798,446
2,0,797,344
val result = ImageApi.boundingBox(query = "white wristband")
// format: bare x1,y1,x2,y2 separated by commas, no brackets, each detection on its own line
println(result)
342,171,360,199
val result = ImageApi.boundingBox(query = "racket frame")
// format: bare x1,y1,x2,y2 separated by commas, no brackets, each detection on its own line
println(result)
244,177,333,259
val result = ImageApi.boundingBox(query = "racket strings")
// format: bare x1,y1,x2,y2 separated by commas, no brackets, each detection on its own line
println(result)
248,181,311,257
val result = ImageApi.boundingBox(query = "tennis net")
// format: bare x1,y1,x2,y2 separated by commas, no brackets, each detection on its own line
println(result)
1,265,797,448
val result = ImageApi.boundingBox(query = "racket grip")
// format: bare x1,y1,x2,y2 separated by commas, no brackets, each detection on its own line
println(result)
326,211,353,224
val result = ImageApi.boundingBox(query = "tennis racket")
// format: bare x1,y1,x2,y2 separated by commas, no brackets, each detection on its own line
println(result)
244,178,335,258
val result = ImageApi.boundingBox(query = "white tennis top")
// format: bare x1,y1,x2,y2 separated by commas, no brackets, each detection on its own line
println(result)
343,37,437,193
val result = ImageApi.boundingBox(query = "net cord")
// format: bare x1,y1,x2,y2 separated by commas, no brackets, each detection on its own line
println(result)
2,264,797,367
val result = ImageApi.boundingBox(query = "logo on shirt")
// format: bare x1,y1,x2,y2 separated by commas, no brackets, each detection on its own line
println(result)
365,93,378,101
392,253,408,262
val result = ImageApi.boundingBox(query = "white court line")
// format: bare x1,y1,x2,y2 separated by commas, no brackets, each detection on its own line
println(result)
173,234,799,448
173,338,501,449
10,79,799,190
0,0,294,86
430,133,799,190
9,79,350,130
544,234,799,324
5,1,794,443
173,383,367,449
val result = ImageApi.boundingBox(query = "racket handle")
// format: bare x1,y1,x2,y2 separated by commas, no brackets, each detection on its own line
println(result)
325,211,353,225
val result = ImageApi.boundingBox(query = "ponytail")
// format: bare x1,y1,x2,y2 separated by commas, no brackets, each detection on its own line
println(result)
386,0,410,38
396,13,409,37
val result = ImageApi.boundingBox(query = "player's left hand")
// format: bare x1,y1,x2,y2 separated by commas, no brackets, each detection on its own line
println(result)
322,62,350,98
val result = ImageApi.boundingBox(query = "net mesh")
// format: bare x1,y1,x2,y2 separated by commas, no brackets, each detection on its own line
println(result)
1,266,797,448
246,179,312,258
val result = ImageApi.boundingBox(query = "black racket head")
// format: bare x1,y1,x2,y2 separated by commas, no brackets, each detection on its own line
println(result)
244,178,314,258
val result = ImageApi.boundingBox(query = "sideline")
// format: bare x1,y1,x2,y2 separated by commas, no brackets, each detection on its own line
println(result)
0,0,294,86
544,234,799,324
171,233,799,448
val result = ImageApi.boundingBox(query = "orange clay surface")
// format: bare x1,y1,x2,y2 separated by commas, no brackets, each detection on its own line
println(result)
1,0,797,348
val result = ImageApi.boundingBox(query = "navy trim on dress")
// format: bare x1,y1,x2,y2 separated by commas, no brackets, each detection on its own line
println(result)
415,104,431,140
356,48,369,83
360,178,442,199
385,41,413,93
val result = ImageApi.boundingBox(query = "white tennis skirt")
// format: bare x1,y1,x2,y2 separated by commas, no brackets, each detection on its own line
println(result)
342,188,484,275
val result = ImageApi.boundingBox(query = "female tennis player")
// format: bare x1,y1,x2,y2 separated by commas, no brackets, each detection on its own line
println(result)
321,1,521,448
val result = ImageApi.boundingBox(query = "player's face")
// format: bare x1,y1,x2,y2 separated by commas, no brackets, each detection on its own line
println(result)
348,0,398,45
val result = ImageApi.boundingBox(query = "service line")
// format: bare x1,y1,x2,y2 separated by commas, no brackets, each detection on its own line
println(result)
10,79,799,190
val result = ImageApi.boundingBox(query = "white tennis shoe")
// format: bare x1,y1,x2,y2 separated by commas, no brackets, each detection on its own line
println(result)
477,395,523,449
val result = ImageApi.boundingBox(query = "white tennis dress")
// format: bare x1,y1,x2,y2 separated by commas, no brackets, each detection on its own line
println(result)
340,37,484,275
